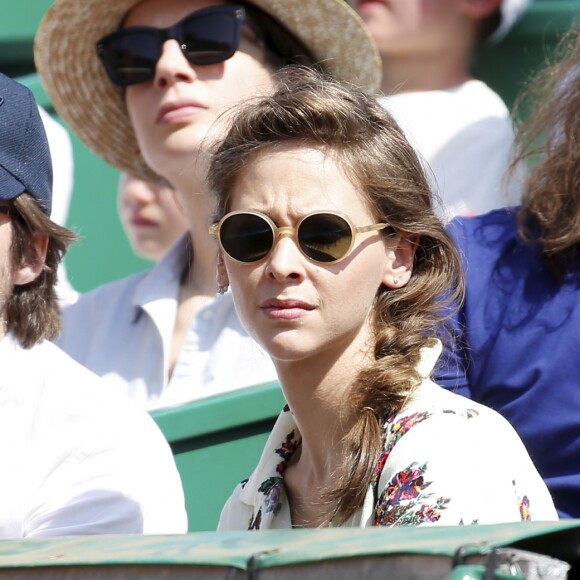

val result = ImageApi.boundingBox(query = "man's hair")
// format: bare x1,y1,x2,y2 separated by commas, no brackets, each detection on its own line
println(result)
7,193,77,348
511,22,580,269
208,66,464,526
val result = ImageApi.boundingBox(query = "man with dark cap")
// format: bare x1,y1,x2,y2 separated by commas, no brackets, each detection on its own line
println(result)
0,73,187,537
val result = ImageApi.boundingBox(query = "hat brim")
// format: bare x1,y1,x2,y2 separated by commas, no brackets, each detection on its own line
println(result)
0,170,26,203
34,0,381,183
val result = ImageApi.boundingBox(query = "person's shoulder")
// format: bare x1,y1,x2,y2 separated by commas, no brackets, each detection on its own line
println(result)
410,380,499,418
30,339,124,397
447,207,520,253
387,80,509,119
56,273,147,353
12,342,188,535
64,270,150,314
394,379,522,444
63,238,186,319
457,80,510,116
449,205,518,231
31,340,171,439
17,338,96,373
9,339,138,422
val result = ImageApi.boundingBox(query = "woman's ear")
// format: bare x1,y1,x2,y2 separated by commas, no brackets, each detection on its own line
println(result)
382,234,419,289
216,250,230,290
13,232,49,286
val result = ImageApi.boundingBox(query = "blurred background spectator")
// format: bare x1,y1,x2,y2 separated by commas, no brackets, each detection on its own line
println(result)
117,173,188,263
352,0,531,219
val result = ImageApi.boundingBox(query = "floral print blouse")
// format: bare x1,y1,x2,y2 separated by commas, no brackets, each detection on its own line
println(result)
218,342,558,530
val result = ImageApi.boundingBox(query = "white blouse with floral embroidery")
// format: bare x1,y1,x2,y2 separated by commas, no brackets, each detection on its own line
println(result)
218,341,558,530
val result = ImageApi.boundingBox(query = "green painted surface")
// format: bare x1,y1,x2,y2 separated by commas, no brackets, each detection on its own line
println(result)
0,0,53,77
151,381,285,531
152,381,283,440
0,521,578,569
473,1,579,109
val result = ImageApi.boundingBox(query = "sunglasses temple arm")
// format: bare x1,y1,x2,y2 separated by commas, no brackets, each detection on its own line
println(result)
356,223,389,234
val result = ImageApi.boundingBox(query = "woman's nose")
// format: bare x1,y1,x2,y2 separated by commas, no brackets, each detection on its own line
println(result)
122,178,157,207
153,39,197,88
264,235,306,281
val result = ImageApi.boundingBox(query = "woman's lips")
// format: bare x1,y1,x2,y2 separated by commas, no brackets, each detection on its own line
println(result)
356,0,389,14
157,101,207,124
357,0,389,7
130,215,157,228
260,299,316,321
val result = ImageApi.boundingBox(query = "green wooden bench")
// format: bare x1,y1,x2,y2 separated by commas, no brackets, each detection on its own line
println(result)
0,521,578,578
151,381,284,532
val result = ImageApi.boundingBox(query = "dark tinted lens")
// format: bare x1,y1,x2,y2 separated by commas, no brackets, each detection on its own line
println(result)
181,11,241,65
220,213,274,263
99,31,160,85
299,214,353,263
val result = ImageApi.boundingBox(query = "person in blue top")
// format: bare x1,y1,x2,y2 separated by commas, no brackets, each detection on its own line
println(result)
435,23,580,519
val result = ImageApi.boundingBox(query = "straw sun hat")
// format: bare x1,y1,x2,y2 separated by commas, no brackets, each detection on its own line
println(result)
34,0,381,183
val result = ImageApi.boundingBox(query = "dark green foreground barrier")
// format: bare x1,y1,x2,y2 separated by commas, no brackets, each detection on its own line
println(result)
151,381,285,532
0,521,578,578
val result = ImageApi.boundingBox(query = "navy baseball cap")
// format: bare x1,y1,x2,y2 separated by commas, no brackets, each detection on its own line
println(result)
0,73,52,215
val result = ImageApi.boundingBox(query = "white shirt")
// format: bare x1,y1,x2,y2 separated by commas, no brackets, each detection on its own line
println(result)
219,341,557,530
380,80,521,220
57,236,278,411
0,333,187,538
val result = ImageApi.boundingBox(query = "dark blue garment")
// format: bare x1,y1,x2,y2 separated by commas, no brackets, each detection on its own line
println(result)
435,207,580,519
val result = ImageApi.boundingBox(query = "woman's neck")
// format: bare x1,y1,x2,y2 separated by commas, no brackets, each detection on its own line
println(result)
165,184,220,380
276,344,371,475
278,352,370,528
380,48,472,95
174,184,220,297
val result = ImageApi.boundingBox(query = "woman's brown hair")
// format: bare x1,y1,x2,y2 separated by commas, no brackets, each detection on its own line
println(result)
513,21,580,265
208,66,464,525
7,194,77,348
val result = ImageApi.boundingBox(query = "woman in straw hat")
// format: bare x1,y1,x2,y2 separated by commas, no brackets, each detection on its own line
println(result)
35,0,381,410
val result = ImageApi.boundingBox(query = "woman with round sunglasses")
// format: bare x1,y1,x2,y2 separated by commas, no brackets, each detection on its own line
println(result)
34,0,381,410
211,67,557,530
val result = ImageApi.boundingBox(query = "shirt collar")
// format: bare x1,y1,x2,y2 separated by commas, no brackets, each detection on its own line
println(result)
131,235,191,318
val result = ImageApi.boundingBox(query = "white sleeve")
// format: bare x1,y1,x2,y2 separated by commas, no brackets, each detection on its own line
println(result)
24,390,188,537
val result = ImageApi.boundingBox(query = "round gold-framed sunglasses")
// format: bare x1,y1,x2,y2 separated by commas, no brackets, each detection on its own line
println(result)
209,210,390,265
